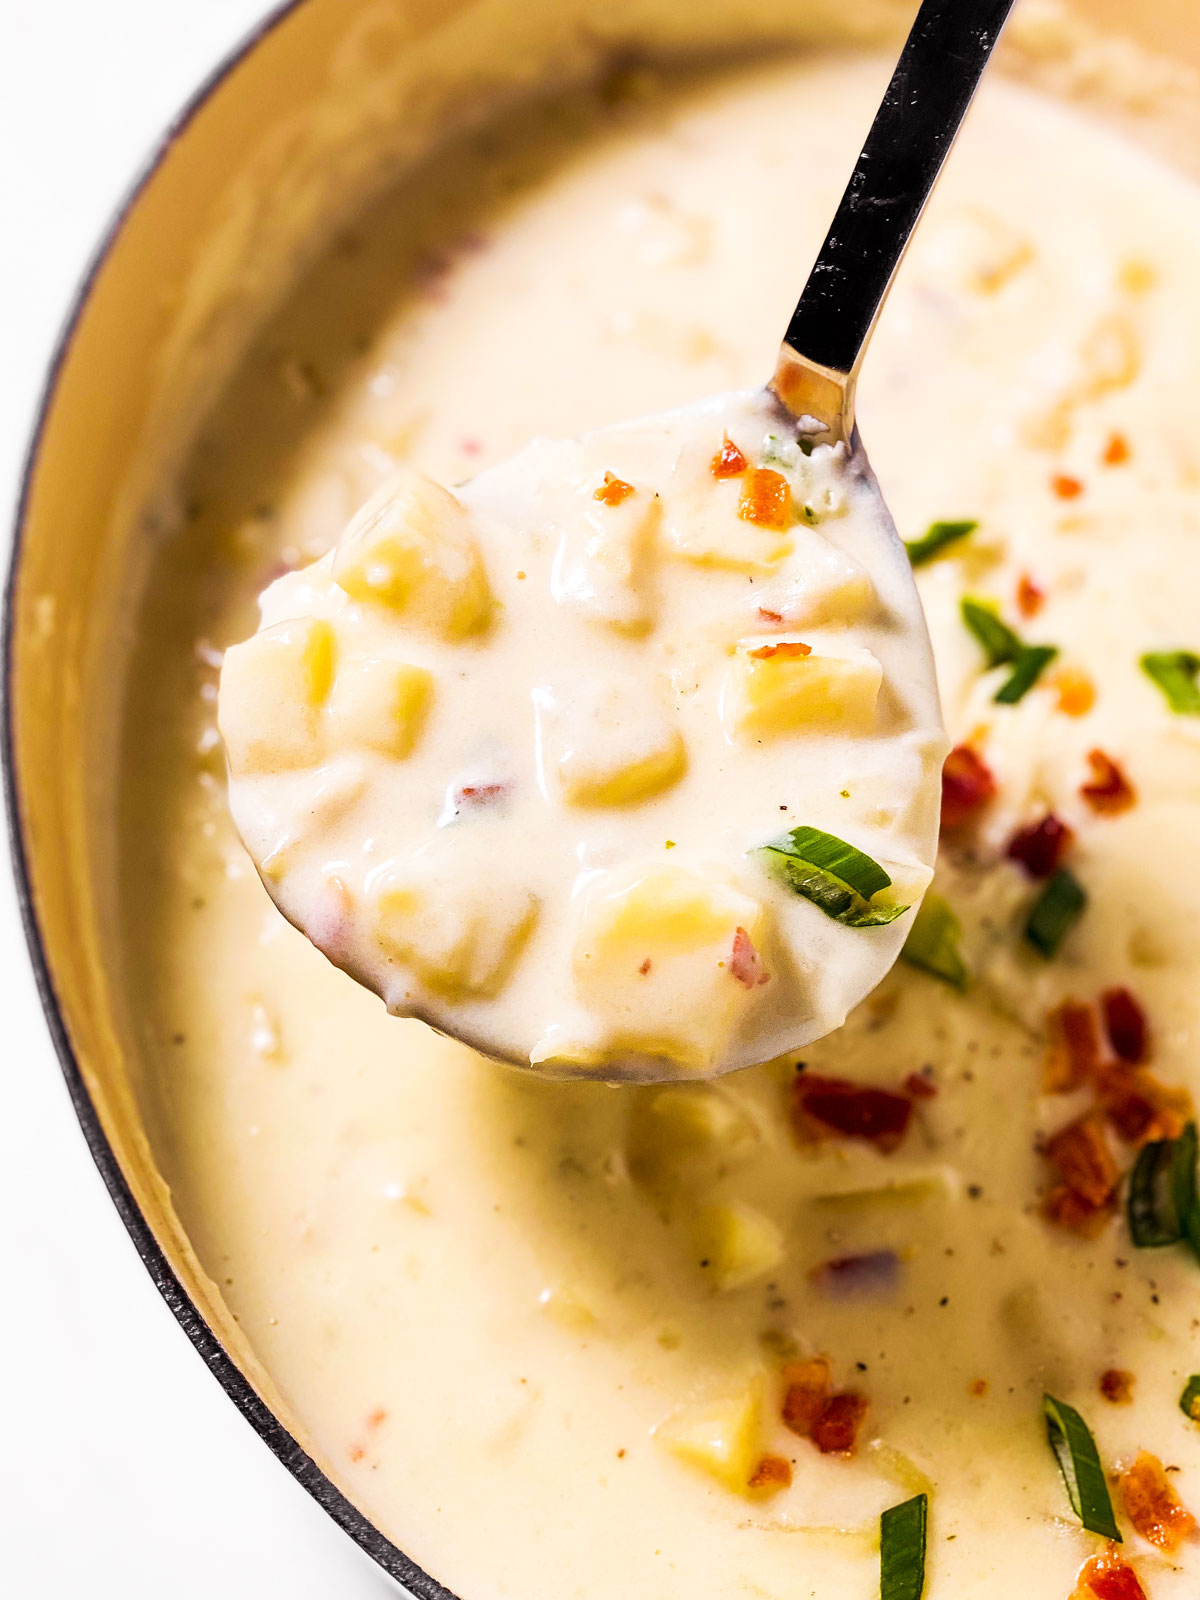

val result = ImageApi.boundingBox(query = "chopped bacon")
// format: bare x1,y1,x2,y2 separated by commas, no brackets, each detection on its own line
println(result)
738,468,793,531
757,606,785,625
792,1073,913,1153
594,471,635,506
1082,749,1136,815
941,744,997,830
729,926,770,988
1045,1114,1121,1208
748,1453,792,1490
348,1443,366,1463
1055,667,1097,717
452,779,510,809
904,1071,938,1100
1044,1184,1116,1238
1103,988,1149,1065
1073,1546,1148,1600
1007,813,1074,879
1017,572,1046,618
1100,1369,1135,1405
366,1406,388,1429
810,1391,868,1455
1118,1451,1197,1553
1103,432,1131,466
748,640,811,661
711,435,749,479
1096,1066,1192,1147
1053,473,1085,499
780,1357,832,1437
638,958,652,977
1043,1001,1101,1094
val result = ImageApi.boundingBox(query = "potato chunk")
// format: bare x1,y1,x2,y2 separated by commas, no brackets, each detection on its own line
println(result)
695,1202,785,1291
571,861,769,1071
218,617,334,774
552,479,661,633
327,658,433,759
537,679,685,808
728,636,881,740
371,839,538,999
333,467,492,638
664,475,792,572
656,1377,763,1492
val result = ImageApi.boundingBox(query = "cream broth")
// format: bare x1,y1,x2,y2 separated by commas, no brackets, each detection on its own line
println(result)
121,44,1200,1600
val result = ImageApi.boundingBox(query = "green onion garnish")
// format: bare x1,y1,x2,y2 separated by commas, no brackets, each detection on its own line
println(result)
762,433,802,470
961,598,1058,705
1141,651,1200,715
1126,1122,1200,1256
880,1493,927,1600
901,893,968,989
755,825,908,927
1180,1376,1200,1422
905,520,978,568
1024,867,1086,958
1042,1393,1122,1541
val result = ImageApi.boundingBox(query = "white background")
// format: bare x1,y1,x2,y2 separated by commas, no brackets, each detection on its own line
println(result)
2,4,393,1593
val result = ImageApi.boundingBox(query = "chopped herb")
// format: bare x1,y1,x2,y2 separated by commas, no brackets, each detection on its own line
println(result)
905,519,977,567
761,432,802,470
880,1493,927,1600
961,598,1058,704
756,825,908,927
1024,867,1086,958
901,894,968,989
1141,651,1200,715
1126,1122,1200,1257
1043,1393,1122,1541
1180,1375,1200,1422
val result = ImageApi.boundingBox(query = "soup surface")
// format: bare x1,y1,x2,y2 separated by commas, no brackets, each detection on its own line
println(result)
121,34,1200,1600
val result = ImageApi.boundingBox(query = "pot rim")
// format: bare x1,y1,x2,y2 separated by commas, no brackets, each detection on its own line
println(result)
1,5,458,1594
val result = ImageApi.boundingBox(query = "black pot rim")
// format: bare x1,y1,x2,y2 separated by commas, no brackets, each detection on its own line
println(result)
2,6,459,1595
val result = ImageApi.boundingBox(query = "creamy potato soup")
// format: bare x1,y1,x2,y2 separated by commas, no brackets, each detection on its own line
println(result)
121,27,1200,1600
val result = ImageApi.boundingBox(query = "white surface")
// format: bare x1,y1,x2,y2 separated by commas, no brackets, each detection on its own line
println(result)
1,4,394,1594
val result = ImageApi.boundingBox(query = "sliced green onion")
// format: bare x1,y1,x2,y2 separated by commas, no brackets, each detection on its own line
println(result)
755,825,908,928
1141,651,1200,715
1127,1122,1200,1254
905,519,978,568
901,893,968,989
762,432,802,469
1024,867,1086,958
880,1493,927,1600
996,645,1059,706
961,598,1022,667
1180,1376,1200,1422
1042,1393,1122,1541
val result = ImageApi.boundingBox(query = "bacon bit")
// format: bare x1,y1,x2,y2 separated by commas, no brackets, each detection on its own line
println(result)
1055,666,1097,717
757,606,785,625
1053,473,1084,500
460,436,483,457
1082,749,1136,815
1045,1185,1116,1238
1118,1451,1197,1553
1097,1066,1192,1147
1073,1546,1148,1600
1007,813,1074,879
738,468,793,531
811,1391,868,1456
748,1453,792,1491
969,1379,989,1397
1100,1369,1135,1405
1046,1114,1121,1208
1103,988,1149,1065
792,1073,914,1153
781,1357,832,1437
348,1444,366,1463
904,1071,938,1100
748,639,811,661
1043,1001,1101,1094
452,779,510,809
941,744,997,830
730,926,770,988
1017,572,1046,618
1103,432,1131,467
711,435,749,479
638,957,652,977
594,470,636,506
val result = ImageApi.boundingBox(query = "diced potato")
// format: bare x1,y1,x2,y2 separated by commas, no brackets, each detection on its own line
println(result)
571,861,769,1072
552,482,661,633
371,840,538,999
327,657,433,758
645,1086,753,1150
537,680,686,808
694,1202,785,1291
333,467,492,638
747,528,875,629
727,636,881,740
664,475,792,572
218,617,334,774
656,1377,763,1492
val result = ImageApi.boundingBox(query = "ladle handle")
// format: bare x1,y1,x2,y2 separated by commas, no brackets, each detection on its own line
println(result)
773,0,1017,439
